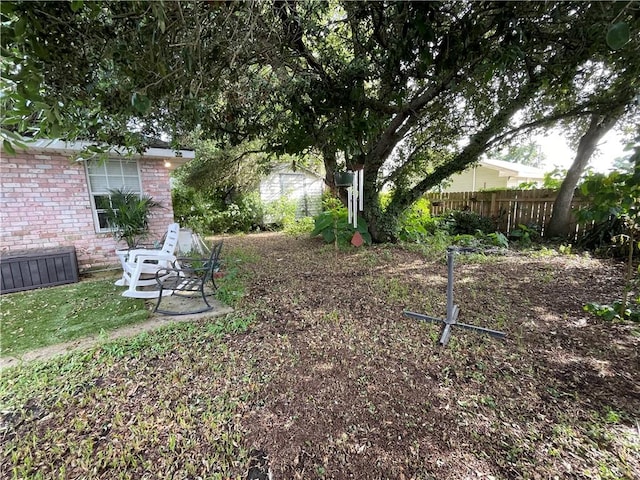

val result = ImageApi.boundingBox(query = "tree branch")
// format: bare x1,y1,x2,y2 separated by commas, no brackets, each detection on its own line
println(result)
388,76,544,213
486,92,637,150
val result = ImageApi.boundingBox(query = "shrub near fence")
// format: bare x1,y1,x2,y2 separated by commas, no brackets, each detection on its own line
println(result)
425,189,591,239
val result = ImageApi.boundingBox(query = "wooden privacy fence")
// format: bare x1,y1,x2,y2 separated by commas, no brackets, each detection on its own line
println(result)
424,189,591,239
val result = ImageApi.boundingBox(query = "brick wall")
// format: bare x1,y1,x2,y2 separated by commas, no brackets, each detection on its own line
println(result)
1,150,176,271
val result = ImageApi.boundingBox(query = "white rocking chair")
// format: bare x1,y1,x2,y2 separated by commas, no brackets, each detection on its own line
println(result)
115,223,180,298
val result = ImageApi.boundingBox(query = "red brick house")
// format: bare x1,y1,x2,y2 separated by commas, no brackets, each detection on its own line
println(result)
1,139,194,272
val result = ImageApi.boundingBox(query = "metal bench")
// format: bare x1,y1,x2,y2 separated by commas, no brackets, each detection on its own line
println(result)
153,241,223,315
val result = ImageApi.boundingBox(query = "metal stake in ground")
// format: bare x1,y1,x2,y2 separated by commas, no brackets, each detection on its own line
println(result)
403,246,507,346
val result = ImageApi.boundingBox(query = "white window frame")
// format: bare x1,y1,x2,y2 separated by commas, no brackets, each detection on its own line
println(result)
85,158,143,233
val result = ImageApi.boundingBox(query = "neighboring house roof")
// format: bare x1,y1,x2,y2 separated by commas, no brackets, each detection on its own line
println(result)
22,139,195,170
440,158,547,193
479,158,546,179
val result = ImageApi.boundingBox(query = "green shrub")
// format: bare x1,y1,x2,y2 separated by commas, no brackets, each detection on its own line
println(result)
439,210,496,235
284,216,315,236
104,188,160,248
171,186,217,233
378,192,436,243
486,232,509,248
578,216,631,257
403,229,453,260
448,231,509,249
397,198,437,242
172,187,263,234
508,223,540,246
207,193,263,233
263,195,298,229
584,299,640,322
311,196,371,247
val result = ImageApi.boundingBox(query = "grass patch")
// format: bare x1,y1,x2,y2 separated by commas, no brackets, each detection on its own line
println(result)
0,243,257,357
215,267,246,306
371,276,410,303
0,318,258,478
1,279,149,356
220,244,261,265
215,245,260,307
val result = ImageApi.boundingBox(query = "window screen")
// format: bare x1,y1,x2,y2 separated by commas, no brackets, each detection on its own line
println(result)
85,159,142,232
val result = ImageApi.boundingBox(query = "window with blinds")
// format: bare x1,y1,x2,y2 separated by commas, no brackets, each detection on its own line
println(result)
85,159,142,232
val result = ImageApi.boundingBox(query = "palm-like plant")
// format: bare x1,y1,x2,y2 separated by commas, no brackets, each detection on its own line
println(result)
104,188,161,248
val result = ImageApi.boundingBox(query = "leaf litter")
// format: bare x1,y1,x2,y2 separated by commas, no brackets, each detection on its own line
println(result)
1,232,638,479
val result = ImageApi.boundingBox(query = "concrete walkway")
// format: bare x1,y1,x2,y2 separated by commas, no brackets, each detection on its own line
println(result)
0,299,233,370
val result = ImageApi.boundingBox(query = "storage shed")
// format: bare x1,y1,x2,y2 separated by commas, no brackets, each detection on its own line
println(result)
259,163,325,220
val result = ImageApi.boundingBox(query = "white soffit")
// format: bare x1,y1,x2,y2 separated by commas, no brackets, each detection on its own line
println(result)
24,139,195,161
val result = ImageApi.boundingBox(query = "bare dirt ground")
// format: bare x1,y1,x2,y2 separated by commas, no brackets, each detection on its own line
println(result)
2,232,639,479
222,233,639,479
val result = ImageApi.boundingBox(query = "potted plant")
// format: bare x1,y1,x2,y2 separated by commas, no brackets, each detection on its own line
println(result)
104,188,161,248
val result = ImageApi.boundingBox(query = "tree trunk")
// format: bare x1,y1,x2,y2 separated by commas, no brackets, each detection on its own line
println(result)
322,145,338,191
546,111,623,238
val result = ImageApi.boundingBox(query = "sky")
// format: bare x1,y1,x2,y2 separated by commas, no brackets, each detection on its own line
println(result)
536,129,628,173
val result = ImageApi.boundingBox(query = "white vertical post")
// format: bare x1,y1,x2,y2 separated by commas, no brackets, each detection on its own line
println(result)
352,170,358,228
358,169,364,211
347,184,353,224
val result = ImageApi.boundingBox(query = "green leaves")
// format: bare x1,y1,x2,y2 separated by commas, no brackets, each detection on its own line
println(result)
0,128,28,154
606,22,630,50
584,301,640,322
104,188,161,248
131,92,151,114
70,1,84,13
310,212,335,237
578,169,639,226
311,207,372,246
0,1,15,16
3,139,16,155
13,16,27,37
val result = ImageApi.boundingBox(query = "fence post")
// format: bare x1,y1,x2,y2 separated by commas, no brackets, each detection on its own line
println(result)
490,193,497,218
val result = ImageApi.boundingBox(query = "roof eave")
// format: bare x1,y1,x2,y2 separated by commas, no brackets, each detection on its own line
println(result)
22,139,195,160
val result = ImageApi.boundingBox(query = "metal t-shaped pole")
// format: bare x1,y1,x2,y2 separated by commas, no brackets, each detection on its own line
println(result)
404,246,507,346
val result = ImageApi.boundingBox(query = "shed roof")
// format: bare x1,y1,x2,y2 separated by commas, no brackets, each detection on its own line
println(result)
269,162,325,179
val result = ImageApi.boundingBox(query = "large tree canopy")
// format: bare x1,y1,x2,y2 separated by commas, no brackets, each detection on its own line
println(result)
2,0,639,241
